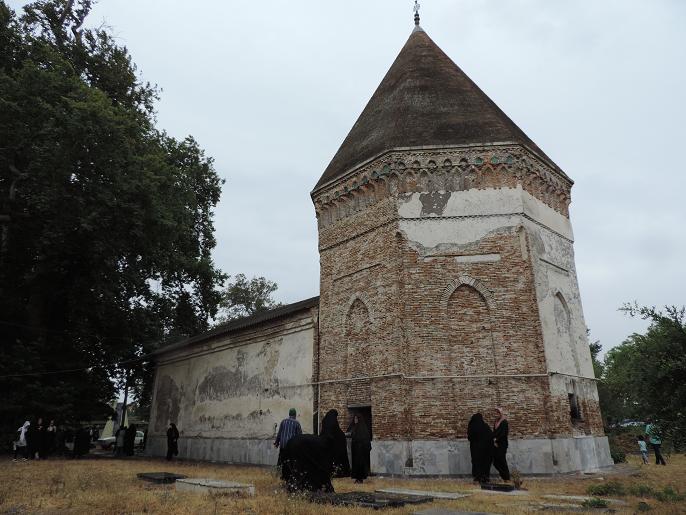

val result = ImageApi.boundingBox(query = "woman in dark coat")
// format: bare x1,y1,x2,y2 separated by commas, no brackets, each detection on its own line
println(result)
492,407,510,481
124,424,136,456
467,413,493,483
349,414,372,483
321,409,350,478
166,423,179,460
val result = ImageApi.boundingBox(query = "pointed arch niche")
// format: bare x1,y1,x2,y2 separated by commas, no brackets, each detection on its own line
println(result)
553,292,581,375
345,297,372,379
443,276,497,376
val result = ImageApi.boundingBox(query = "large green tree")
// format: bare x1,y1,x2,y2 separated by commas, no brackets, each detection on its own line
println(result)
0,0,224,434
600,304,686,447
216,274,282,323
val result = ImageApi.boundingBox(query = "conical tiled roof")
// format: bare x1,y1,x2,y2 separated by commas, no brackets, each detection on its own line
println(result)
314,28,561,191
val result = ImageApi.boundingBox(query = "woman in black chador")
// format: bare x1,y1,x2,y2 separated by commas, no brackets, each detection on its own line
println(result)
349,414,371,483
280,413,341,493
492,407,510,481
467,413,493,483
124,423,137,456
321,409,350,478
166,423,179,461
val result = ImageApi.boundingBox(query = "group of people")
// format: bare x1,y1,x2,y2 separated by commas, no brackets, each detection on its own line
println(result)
273,408,372,493
467,408,510,483
270,406,511,493
113,424,140,457
637,419,667,466
13,419,96,461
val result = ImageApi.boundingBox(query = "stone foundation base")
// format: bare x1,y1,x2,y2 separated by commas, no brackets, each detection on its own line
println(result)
146,435,612,475
146,435,278,465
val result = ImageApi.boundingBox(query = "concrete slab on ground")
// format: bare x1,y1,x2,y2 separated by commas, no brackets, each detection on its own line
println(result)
376,488,470,500
470,488,528,496
542,494,627,505
137,472,187,484
413,509,504,515
313,491,432,509
175,478,255,496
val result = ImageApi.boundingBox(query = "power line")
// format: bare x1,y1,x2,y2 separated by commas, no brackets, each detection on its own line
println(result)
0,319,150,341
0,354,152,379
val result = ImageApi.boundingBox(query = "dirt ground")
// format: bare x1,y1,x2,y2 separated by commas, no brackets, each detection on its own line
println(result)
0,453,684,514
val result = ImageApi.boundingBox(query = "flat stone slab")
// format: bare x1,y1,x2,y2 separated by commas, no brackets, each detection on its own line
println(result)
413,509,503,515
471,488,528,496
313,491,432,509
539,506,616,513
542,494,627,505
137,472,187,484
175,478,255,496
377,488,470,500
480,483,515,492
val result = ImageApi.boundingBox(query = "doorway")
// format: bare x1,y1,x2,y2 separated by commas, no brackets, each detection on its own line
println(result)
348,405,373,441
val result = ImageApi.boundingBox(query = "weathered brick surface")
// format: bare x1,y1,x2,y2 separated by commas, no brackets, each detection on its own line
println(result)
313,147,604,443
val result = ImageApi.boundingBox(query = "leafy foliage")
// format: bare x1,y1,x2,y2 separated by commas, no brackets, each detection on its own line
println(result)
216,274,282,322
587,481,626,497
581,497,609,508
598,304,686,448
0,1,224,433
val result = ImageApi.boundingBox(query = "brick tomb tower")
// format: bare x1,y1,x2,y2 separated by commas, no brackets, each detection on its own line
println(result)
310,23,612,475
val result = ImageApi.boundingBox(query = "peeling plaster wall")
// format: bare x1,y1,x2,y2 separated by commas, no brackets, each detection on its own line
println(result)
397,186,591,383
396,185,604,438
148,310,316,464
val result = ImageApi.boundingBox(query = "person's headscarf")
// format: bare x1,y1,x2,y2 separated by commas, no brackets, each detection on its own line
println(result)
18,421,30,440
494,407,507,429
468,413,489,441
352,415,371,443
320,410,340,437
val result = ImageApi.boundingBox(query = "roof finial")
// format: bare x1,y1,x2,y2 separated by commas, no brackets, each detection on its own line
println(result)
413,0,421,26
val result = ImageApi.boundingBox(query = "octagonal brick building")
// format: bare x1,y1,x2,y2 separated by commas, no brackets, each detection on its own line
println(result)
310,23,612,474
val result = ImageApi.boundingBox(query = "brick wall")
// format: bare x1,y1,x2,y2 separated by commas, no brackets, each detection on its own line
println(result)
313,145,605,442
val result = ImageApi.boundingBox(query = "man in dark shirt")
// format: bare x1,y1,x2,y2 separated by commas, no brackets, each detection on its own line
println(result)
274,408,302,466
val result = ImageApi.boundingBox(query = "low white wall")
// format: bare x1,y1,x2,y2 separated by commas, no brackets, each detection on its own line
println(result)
149,312,316,446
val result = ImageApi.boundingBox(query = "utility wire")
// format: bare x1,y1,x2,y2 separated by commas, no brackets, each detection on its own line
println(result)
0,319,151,341
0,354,152,379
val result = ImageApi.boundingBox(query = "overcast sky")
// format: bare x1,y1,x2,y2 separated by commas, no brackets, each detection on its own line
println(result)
9,0,685,354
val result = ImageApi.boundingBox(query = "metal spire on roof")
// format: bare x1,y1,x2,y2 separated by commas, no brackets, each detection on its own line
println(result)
413,0,421,26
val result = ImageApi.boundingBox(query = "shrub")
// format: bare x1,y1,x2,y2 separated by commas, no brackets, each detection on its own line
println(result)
587,481,626,496
582,497,609,508
654,486,685,503
629,484,655,497
510,468,523,490
610,449,627,463
636,501,652,511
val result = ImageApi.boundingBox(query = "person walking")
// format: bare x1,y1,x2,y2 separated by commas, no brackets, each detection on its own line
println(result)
14,421,30,461
274,408,302,467
645,420,666,465
166,423,179,461
46,420,57,457
26,418,38,459
125,424,137,456
349,414,372,484
36,418,48,459
321,409,350,478
468,413,493,483
637,435,649,464
114,426,126,457
492,407,511,481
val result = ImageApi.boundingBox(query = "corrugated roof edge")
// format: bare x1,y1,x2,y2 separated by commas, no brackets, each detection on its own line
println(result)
151,296,320,357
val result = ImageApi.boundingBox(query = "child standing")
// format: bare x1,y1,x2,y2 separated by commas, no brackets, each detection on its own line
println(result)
637,435,649,464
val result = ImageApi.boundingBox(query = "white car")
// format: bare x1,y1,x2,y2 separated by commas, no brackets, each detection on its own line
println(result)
98,430,144,449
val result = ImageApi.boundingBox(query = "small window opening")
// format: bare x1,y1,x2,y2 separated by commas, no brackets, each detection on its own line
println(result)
568,393,582,422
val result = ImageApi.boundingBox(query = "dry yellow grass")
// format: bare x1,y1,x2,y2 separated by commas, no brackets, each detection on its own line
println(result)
0,454,685,514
